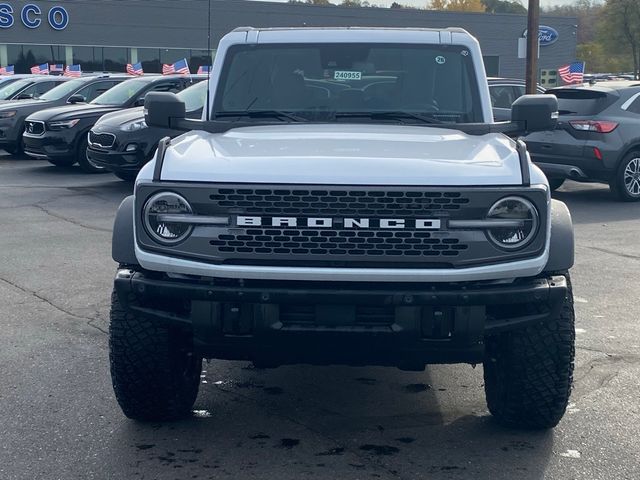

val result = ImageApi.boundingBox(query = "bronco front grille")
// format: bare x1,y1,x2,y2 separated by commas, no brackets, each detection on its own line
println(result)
208,188,470,217
135,184,549,269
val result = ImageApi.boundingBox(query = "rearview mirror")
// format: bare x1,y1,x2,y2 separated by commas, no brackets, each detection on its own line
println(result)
511,94,558,134
68,94,86,104
144,92,186,128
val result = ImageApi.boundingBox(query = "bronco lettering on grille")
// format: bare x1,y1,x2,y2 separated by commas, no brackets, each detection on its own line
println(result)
236,216,441,230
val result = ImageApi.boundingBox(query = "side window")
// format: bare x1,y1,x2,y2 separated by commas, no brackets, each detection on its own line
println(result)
513,86,526,99
627,97,640,115
489,85,518,109
20,82,55,98
74,81,119,102
151,81,183,94
94,81,121,98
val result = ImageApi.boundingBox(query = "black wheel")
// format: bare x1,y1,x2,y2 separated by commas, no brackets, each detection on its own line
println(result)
548,178,565,192
7,130,25,157
611,151,640,202
109,290,202,421
114,170,138,182
77,135,108,173
47,157,77,167
483,273,575,429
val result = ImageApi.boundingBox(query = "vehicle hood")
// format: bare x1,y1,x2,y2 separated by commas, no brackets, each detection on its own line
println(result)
95,107,144,128
0,99,54,111
157,124,525,186
27,104,122,122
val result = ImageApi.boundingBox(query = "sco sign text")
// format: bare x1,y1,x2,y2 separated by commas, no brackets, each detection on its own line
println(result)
0,3,69,30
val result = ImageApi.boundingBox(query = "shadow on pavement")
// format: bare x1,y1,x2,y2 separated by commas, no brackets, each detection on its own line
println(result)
104,364,555,479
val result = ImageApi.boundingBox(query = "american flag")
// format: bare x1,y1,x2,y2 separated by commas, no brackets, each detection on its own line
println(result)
0,65,14,75
126,62,144,76
197,65,212,74
558,62,585,84
31,63,49,75
50,64,64,74
163,58,190,75
64,64,82,78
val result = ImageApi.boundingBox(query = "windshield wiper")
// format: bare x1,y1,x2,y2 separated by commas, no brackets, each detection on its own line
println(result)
214,110,308,122
334,111,444,124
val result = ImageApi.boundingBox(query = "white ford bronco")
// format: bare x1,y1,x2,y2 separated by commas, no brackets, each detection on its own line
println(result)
109,27,575,429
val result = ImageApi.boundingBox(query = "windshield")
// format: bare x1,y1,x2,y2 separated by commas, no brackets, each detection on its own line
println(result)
177,81,207,112
40,79,86,101
0,79,32,100
91,79,149,106
213,43,481,124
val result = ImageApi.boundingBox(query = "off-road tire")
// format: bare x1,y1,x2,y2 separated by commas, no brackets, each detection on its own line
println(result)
77,135,108,173
611,151,640,202
548,178,565,192
483,273,575,429
109,290,202,421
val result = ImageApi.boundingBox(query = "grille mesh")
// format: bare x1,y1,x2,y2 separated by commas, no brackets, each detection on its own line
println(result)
88,131,115,148
25,121,44,135
210,228,468,257
209,188,470,217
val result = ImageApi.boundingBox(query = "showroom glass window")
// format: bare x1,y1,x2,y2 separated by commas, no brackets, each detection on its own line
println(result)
73,46,104,72
137,48,160,74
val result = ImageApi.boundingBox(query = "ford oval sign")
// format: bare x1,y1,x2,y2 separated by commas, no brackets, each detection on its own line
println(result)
523,26,559,47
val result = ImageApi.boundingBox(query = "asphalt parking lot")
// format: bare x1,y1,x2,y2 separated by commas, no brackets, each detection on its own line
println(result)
1,153,639,480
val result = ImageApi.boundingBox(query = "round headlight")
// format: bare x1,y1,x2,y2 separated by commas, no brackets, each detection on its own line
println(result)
486,196,539,250
143,192,193,244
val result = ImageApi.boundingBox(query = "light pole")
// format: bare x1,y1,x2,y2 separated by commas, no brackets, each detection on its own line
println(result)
526,0,540,94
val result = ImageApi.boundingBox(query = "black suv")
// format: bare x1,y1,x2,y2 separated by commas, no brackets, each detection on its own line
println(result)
23,75,205,173
0,75,127,156
525,84,640,201
0,76,69,102
87,80,207,180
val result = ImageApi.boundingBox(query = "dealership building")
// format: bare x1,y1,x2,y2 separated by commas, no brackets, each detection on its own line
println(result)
0,0,576,81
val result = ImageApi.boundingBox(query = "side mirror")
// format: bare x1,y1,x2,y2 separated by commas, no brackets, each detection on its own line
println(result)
134,97,146,107
16,93,34,100
68,94,86,104
511,94,558,134
145,92,185,128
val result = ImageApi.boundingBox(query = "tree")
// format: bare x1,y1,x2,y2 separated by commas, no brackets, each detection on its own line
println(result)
482,0,526,14
340,0,361,6
428,0,485,12
600,0,640,78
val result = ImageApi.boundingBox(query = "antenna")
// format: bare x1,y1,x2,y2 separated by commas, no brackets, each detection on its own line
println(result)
206,0,212,121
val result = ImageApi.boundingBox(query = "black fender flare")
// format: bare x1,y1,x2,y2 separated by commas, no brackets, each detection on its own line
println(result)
112,195,138,266
544,199,574,272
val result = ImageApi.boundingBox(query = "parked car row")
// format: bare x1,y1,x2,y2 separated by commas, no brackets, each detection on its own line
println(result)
0,73,205,171
2,73,640,202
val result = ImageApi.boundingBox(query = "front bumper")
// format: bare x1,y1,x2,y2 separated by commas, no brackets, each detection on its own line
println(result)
114,269,567,368
23,131,76,159
86,145,151,173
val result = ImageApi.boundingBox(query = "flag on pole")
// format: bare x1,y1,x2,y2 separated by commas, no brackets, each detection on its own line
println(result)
50,64,64,74
31,63,50,75
64,64,82,78
0,65,14,75
197,65,212,74
126,62,144,76
558,62,585,84
163,58,190,75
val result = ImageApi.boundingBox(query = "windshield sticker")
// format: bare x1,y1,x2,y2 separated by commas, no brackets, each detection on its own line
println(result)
334,70,362,81
435,56,446,65
461,50,469,56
